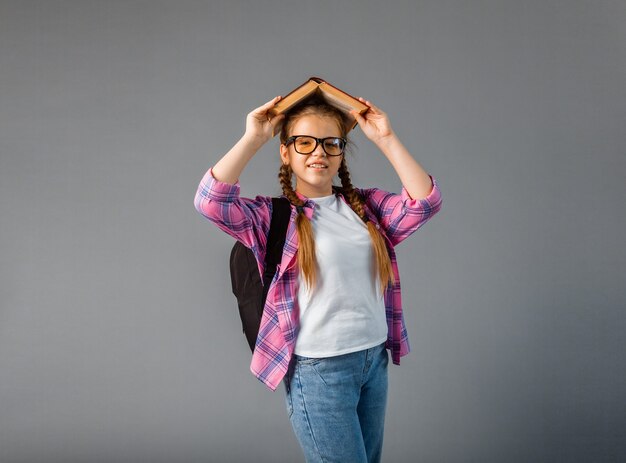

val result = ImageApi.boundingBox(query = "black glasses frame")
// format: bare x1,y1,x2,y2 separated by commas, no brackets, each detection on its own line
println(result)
285,135,347,157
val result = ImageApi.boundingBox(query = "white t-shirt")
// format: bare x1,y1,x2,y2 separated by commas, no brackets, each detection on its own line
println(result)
294,193,388,357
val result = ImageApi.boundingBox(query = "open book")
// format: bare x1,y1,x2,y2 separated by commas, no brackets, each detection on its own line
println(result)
269,77,370,131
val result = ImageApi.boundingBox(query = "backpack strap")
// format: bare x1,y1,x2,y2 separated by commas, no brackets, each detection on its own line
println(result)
261,197,291,302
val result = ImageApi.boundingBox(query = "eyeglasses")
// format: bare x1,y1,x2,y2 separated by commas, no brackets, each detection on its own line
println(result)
285,135,347,157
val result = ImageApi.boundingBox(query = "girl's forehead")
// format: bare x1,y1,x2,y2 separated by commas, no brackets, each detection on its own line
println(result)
290,114,341,135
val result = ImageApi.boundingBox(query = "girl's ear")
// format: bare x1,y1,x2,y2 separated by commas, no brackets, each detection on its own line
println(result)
279,144,289,165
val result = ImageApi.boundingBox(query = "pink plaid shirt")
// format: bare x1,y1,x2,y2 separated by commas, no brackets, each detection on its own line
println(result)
194,167,442,390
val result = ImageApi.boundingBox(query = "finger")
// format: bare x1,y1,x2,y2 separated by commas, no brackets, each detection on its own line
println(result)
268,113,285,127
350,110,365,126
261,95,282,109
270,113,285,136
365,100,381,114
358,97,381,114
252,96,282,115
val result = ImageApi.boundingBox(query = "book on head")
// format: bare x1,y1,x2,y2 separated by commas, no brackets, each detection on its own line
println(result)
268,77,370,131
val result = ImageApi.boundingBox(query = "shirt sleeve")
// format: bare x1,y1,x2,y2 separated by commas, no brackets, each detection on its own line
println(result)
359,175,442,247
193,167,272,261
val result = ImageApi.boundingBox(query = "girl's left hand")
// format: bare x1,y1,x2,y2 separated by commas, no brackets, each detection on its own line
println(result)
350,97,395,146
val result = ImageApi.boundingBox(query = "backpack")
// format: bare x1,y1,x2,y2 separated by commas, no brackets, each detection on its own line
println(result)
229,197,292,351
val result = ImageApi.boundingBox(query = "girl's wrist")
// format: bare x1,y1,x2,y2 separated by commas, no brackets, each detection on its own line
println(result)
241,132,267,151
373,131,398,151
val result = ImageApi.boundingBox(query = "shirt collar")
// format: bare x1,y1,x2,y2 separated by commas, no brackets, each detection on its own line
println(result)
294,186,344,204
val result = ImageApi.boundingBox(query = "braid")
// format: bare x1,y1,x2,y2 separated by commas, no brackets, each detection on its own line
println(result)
337,158,395,293
278,163,317,291
279,164,304,207
337,158,367,221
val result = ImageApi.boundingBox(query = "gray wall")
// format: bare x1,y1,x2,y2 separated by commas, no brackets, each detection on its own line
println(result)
1,1,624,462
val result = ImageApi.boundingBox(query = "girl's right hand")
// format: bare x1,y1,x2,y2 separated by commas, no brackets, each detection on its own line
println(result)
244,96,285,146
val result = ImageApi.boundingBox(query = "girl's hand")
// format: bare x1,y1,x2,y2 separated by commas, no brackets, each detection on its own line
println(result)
244,96,285,146
350,97,396,147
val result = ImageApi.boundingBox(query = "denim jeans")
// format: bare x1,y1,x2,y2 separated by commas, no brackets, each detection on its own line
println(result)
283,342,389,463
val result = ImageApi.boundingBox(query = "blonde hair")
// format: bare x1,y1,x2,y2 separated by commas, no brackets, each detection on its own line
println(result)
278,100,395,294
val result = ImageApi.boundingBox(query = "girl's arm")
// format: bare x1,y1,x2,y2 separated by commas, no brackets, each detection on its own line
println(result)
358,182,442,247
374,135,434,200
351,98,434,200
194,167,272,260
351,98,442,245
194,96,285,257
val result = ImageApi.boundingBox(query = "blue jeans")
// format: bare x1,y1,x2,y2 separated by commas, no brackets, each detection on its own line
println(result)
283,342,389,463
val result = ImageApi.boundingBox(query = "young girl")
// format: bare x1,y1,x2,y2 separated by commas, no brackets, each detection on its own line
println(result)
194,93,442,463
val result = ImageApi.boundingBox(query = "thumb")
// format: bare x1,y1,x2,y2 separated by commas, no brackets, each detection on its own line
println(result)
269,113,285,135
351,110,365,126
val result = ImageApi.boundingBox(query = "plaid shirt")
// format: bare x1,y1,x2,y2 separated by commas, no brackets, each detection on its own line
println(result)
194,167,442,391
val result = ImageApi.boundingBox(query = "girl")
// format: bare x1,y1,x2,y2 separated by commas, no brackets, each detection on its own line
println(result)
194,93,442,463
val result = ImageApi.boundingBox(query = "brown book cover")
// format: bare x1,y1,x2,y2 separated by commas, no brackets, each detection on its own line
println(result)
269,77,370,131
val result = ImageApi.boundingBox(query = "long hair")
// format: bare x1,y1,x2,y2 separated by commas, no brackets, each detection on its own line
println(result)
278,99,395,295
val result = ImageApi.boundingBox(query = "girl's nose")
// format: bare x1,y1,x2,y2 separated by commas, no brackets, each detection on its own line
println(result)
310,143,327,157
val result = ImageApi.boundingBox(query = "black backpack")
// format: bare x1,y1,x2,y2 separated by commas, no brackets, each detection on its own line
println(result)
229,197,291,351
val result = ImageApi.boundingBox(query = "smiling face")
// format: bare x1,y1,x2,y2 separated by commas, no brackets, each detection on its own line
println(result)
279,114,344,198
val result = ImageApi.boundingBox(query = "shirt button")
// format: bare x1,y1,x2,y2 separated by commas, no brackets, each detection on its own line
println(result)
376,223,380,229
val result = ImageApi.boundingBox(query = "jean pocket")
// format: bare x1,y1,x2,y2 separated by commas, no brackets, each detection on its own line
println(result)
295,356,329,387
294,354,323,366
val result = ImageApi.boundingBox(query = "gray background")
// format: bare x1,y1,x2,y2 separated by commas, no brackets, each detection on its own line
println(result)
1,1,624,462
